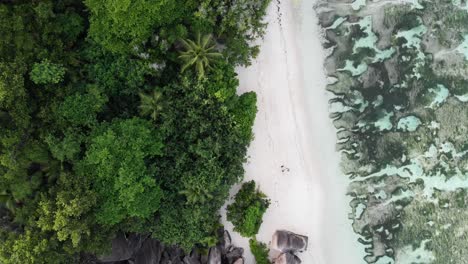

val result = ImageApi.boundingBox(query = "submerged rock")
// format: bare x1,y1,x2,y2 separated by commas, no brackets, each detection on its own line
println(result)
271,230,308,253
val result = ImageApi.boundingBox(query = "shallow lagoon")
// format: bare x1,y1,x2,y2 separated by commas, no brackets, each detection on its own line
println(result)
317,0,468,262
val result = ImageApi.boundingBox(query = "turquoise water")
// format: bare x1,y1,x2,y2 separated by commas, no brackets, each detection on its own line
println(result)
318,0,468,263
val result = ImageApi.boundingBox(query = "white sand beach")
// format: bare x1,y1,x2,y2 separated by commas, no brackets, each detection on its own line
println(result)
220,1,364,263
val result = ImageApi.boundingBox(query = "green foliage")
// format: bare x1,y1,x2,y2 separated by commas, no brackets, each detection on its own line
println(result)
233,92,258,143
204,61,257,143
0,229,70,264
179,182,214,204
153,203,220,251
0,0,265,259
85,0,270,63
81,118,164,225
36,173,99,249
179,33,223,77
83,44,154,96
30,59,66,85
0,2,83,63
227,181,270,237
249,238,271,264
85,0,190,53
0,62,30,131
192,0,271,65
44,129,84,162
58,85,107,127
151,71,255,249
139,90,164,120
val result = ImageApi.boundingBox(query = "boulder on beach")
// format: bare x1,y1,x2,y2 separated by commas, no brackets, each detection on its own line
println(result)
271,230,308,253
223,230,232,250
225,247,244,264
274,253,302,264
232,258,244,264
208,245,222,264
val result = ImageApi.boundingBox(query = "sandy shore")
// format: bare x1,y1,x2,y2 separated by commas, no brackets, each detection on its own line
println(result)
221,1,363,263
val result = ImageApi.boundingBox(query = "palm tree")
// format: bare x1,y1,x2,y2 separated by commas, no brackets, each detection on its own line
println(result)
139,90,163,120
179,184,213,204
178,33,223,78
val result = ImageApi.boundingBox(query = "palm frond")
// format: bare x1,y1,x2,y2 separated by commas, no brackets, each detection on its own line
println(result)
201,34,212,49
178,33,224,77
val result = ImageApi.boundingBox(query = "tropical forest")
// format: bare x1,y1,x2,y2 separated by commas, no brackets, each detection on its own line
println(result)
0,0,271,263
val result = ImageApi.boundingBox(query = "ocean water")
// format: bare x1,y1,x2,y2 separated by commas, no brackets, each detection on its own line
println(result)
316,0,468,263
300,1,366,263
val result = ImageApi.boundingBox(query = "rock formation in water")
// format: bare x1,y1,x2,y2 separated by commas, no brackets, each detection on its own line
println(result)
316,0,468,263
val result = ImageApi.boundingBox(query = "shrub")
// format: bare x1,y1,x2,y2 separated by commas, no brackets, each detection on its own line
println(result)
249,238,271,264
227,181,270,237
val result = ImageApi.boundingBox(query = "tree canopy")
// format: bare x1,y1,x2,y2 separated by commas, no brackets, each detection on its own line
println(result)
81,118,164,225
0,0,270,262
30,60,66,85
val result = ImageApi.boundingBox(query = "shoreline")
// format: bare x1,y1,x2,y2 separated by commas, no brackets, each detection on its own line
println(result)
221,1,363,263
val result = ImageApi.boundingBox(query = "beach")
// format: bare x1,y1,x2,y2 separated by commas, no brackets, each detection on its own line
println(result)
220,1,364,263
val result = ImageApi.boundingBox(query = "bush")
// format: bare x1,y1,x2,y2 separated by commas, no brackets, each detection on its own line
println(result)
249,238,271,264
227,181,270,237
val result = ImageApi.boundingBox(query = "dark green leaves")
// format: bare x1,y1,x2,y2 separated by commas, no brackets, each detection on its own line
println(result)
139,90,164,120
85,0,187,53
179,33,223,77
227,181,270,237
0,0,265,259
249,238,271,264
58,85,107,127
30,60,66,85
82,118,163,225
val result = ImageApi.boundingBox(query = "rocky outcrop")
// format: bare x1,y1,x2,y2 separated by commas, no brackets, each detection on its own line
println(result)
222,230,232,251
208,246,221,264
271,230,308,253
97,229,309,264
133,239,163,263
224,247,243,264
96,230,244,264
99,233,144,262
183,255,202,264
